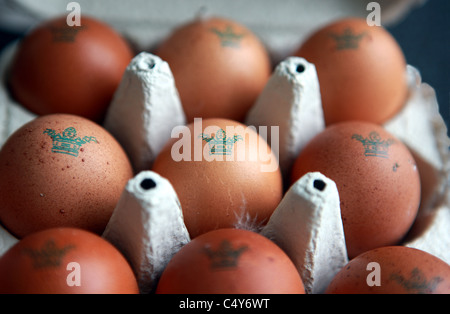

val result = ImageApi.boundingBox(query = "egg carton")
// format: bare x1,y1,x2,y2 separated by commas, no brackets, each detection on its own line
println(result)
0,0,448,295
0,42,449,293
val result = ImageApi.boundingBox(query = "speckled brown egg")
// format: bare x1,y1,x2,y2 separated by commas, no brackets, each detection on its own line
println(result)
291,121,421,258
295,17,408,125
156,228,305,294
8,15,134,123
326,246,450,294
156,16,271,123
152,118,282,239
0,114,133,238
0,227,139,294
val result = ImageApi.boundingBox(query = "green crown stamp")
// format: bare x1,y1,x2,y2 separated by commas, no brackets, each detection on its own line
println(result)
199,129,243,156
330,27,367,50
352,131,395,159
390,267,444,294
204,240,248,269
22,239,75,269
43,127,98,157
210,25,245,47
49,25,85,43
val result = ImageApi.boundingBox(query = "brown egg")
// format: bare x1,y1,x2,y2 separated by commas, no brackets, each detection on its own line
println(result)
156,228,305,294
295,17,408,125
0,114,133,238
152,118,282,238
326,246,450,294
156,16,271,123
0,227,139,294
291,121,421,258
8,15,134,123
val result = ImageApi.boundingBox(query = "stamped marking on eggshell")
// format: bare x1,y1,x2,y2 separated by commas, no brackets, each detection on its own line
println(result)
209,25,245,47
329,27,367,50
390,268,444,294
49,24,86,43
352,131,395,159
393,162,400,172
22,239,75,269
204,240,248,269
199,129,243,156
43,127,98,157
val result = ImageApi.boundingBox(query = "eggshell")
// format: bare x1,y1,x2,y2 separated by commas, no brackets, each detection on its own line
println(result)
156,228,305,294
156,16,271,123
291,121,421,258
152,118,282,238
295,17,408,125
0,114,133,238
326,246,450,294
0,227,139,294
8,15,134,123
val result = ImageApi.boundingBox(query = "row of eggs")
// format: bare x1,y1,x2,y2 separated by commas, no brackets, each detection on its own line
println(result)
0,14,448,293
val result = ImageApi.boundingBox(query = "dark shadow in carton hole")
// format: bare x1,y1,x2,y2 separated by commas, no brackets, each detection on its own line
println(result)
296,63,305,73
401,150,449,243
140,178,157,190
313,179,326,191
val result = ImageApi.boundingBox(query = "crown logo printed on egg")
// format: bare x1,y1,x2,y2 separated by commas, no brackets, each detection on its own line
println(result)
210,25,245,47
390,267,444,294
352,131,395,159
199,129,243,156
49,25,85,43
330,27,367,50
22,239,75,269
204,240,249,269
43,127,98,157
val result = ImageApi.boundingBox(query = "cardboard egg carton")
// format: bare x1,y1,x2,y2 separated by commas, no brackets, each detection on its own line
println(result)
0,0,448,294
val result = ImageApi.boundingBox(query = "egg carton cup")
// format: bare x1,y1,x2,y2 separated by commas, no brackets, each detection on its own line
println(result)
0,38,448,293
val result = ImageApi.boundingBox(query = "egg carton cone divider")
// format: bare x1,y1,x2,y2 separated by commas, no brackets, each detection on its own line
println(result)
245,56,325,181
261,172,348,294
102,170,190,294
103,52,186,173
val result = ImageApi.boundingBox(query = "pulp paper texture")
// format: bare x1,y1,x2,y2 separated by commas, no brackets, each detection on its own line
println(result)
0,0,448,294
261,172,348,294
102,171,190,294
